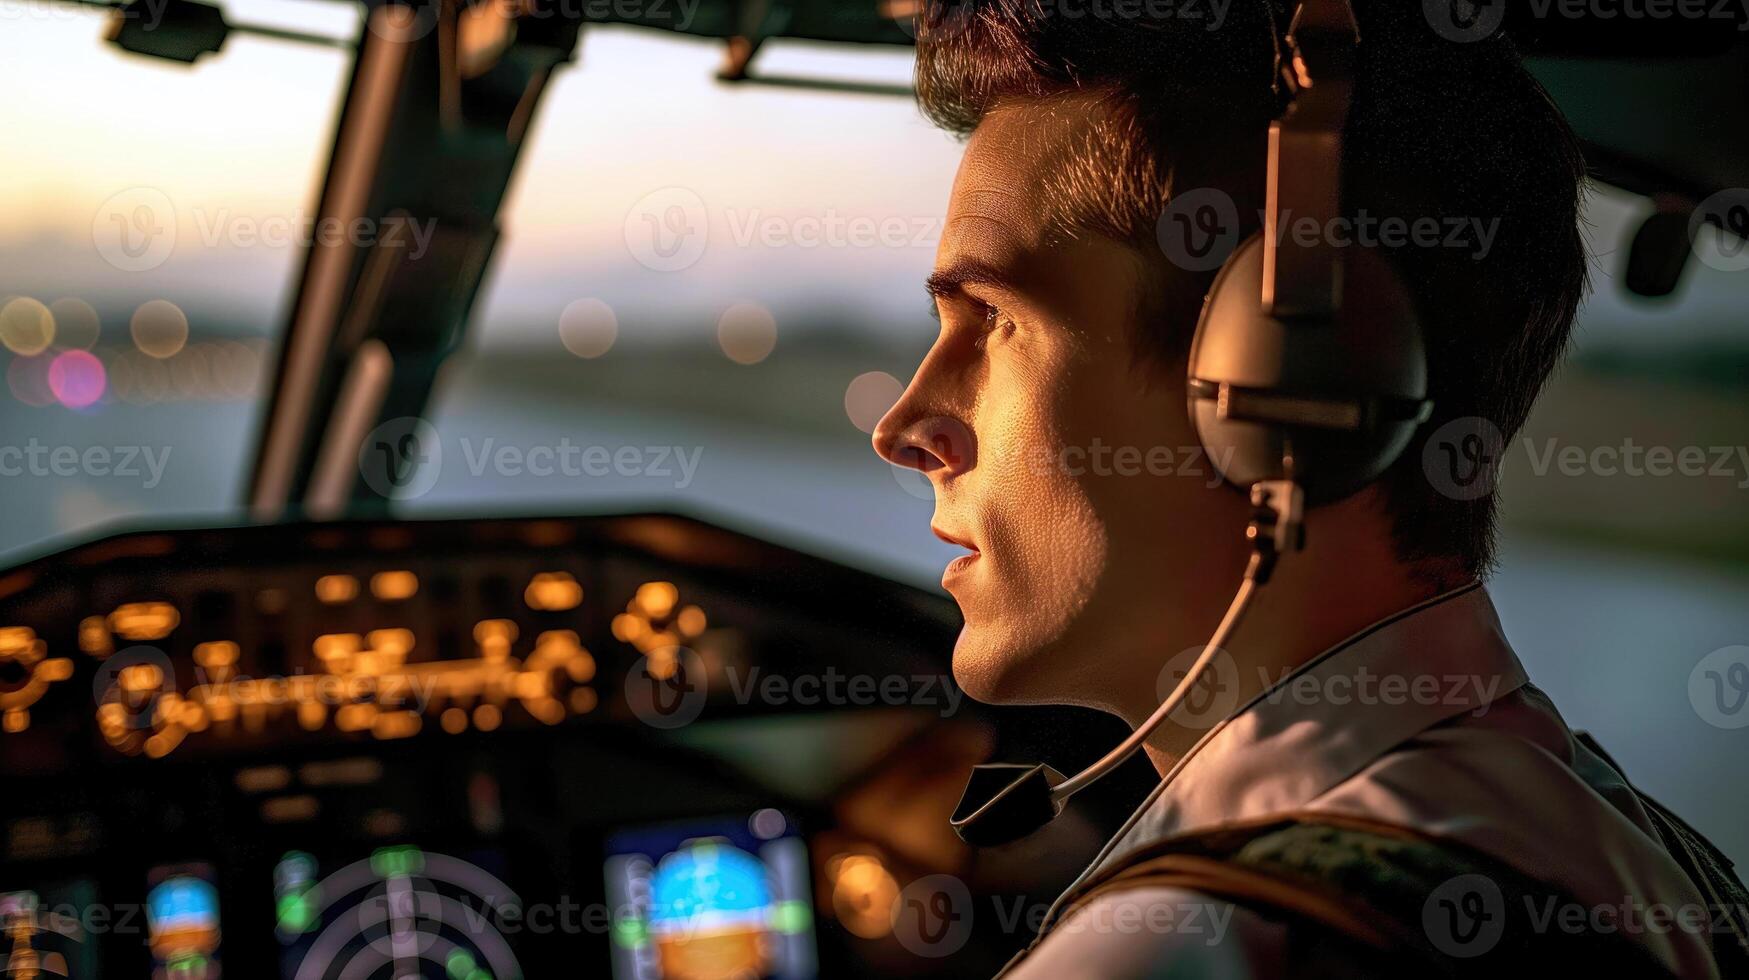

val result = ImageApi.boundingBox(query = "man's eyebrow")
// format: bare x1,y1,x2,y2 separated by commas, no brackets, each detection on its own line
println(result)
924,259,1019,302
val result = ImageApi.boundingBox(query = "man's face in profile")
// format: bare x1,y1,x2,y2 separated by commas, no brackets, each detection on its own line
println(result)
873,95,1251,718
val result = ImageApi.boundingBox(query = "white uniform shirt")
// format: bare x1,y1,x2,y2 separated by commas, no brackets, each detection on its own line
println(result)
1004,583,1721,979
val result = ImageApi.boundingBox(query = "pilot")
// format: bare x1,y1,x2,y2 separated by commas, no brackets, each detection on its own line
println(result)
872,1,1743,977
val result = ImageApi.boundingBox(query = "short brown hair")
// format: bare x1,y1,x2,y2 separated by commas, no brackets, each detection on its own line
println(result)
915,0,1588,581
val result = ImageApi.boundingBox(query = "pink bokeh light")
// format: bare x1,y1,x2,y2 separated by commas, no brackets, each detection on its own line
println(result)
48,349,107,409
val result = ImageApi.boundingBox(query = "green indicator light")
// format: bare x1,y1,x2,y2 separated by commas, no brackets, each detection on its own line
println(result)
446,949,477,979
770,900,812,934
370,845,426,878
611,916,648,949
276,893,316,933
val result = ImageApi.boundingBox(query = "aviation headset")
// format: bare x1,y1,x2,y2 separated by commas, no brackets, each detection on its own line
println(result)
951,0,1435,847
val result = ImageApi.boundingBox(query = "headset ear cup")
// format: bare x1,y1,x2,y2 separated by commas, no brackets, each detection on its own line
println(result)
1186,234,1430,505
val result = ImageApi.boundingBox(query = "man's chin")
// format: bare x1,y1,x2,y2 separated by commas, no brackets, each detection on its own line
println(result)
950,623,1052,706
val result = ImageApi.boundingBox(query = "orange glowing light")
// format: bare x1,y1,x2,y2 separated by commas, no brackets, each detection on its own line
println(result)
179,701,209,732
208,696,237,724
474,619,518,660
193,640,239,671
314,633,363,659
367,628,415,659
635,581,679,620
300,758,384,786
529,697,565,725
261,796,320,823
644,648,679,681
0,626,37,655
676,605,707,637
534,629,578,649
371,710,422,739
298,702,327,731
513,673,550,699
611,613,644,644
615,585,707,660
109,602,180,640
441,707,468,733
474,619,517,644
335,704,377,732
235,766,291,793
829,853,899,939
315,574,360,604
473,704,502,731
525,571,584,611
79,616,113,657
371,570,419,601
119,662,164,694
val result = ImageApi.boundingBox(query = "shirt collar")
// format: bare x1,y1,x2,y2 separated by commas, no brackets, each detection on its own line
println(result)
1091,581,1529,876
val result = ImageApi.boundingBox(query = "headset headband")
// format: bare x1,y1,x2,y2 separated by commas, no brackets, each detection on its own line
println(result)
1266,0,1359,318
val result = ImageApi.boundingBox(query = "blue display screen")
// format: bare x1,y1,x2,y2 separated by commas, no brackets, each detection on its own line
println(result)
603,810,816,980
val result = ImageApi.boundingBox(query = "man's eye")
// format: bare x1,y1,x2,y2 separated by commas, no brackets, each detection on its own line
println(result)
975,305,1016,350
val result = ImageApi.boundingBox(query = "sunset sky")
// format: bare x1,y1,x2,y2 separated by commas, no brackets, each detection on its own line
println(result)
3,0,1743,354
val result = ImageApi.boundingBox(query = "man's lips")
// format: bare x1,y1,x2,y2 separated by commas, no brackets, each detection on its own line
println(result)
931,526,979,554
933,526,980,584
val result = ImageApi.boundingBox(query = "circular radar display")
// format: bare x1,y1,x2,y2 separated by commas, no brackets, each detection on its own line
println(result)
276,846,523,980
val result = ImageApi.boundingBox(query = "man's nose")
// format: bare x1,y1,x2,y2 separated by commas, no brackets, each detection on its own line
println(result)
872,402,975,480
